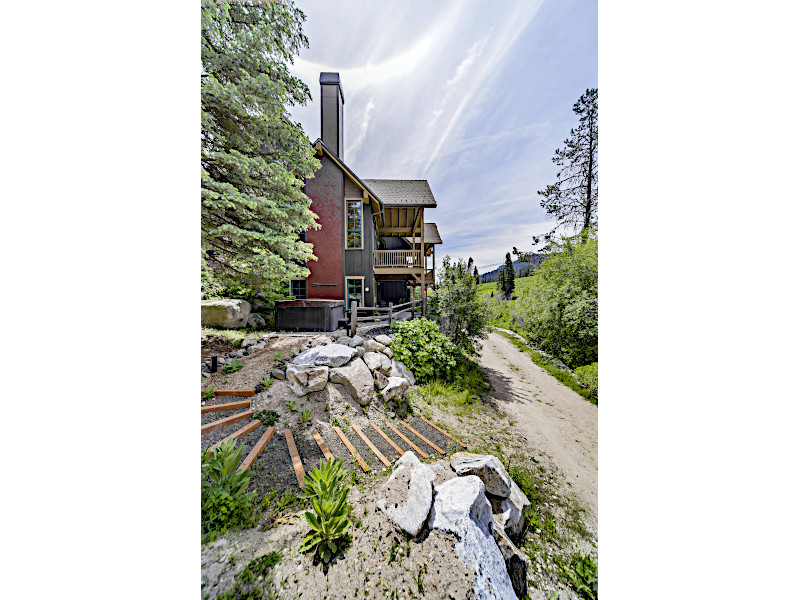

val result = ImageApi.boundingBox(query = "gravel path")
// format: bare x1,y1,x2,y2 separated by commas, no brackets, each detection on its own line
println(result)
479,330,598,530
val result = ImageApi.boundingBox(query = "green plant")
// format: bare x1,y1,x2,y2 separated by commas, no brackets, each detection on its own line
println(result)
285,400,298,413
391,318,461,382
224,358,245,373
300,409,311,425
299,459,352,563
262,376,273,389
254,410,279,427
574,362,598,403
217,551,282,600
203,385,216,400
274,351,283,362
558,553,598,599
201,439,257,542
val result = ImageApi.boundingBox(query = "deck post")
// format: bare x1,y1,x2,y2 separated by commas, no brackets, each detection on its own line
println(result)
388,302,393,325
350,300,358,337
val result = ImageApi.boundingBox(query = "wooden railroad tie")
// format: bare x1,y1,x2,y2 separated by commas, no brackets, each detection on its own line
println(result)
238,426,275,472
384,421,429,459
201,410,253,436
201,400,250,414
369,422,404,456
284,429,306,487
209,419,261,451
352,425,391,468
400,421,446,455
310,427,335,462
419,416,467,449
332,426,370,472
201,389,256,398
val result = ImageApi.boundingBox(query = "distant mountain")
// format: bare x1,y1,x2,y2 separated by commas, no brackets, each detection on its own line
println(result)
479,256,547,283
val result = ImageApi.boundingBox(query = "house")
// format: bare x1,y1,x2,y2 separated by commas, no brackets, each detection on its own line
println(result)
295,72,442,314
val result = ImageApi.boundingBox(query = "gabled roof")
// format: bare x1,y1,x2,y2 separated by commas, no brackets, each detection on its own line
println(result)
311,138,383,216
361,179,437,208
404,223,442,245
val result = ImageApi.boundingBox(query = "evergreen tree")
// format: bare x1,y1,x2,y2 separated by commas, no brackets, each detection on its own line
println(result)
201,0,320,299
502,252,515,296
532,88,598,250
496,267,505,293
473,266,480,285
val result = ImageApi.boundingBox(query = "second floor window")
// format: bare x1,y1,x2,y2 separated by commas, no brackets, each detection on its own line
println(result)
346,200,362,249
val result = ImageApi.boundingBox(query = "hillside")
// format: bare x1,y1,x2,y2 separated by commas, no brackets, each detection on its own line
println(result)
479,256,547,283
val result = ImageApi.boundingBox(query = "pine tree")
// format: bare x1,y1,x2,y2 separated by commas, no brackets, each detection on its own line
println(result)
201,0,320,299
502,252,515,297
473,266,480,285
533,88,598,249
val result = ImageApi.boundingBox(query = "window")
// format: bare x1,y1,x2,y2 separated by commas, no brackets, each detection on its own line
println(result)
291,279,307,299
346,277,363,306
346,200,362,249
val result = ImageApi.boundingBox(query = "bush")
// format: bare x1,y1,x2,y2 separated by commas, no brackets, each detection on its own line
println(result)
391,318,461,382
201,439,257,542
574,362,598,403
299,459,352,563
513,232,597,368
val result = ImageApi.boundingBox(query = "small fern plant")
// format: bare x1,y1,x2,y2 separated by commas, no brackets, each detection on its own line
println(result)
299,459,352,563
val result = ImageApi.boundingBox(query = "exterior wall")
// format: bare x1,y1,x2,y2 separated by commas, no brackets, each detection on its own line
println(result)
321,84,343,158
305,155,344,300
345,201,376,307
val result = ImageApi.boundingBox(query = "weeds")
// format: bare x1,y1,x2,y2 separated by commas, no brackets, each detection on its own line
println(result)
274,352,282,362
254,410,279,428
203,385,216,400
217,551,282,600
556,553,597,599
299,459,352,564
201,439,257,542
300,410,312,425
262,376,273,389
224,358,245,374
285,400,298,413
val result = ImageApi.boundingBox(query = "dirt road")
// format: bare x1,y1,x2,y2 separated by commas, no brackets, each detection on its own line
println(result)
479,330,598,530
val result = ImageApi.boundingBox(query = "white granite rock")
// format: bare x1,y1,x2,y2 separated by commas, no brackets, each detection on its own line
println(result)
293,344,357,368
378,452,435,536
286,363,329,396
375,334,393,347
381,377,409,402
390,360,416,386
329,358,375,406
450,452,513,498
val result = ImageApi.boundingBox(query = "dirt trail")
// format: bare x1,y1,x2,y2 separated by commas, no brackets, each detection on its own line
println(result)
479,331,598,530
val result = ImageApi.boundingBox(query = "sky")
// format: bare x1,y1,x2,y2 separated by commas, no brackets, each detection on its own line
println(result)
287,0,598,273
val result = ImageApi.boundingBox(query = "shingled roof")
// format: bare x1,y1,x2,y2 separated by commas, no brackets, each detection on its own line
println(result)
362,179,437,207
404,223,442,245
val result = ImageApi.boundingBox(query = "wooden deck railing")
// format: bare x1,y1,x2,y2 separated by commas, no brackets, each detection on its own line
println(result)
374,250,422,268
345,299,423,335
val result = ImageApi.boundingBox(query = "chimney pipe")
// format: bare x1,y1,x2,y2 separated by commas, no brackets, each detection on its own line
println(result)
320,72,344,159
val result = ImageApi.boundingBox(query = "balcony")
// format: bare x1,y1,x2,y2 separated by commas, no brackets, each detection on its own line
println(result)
374,250,422,271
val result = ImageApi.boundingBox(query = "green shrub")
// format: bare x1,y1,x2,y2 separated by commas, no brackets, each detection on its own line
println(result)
574,362,598,403
224,358,245,373
201,439,257,542
391,318,461,382
254,409,279,427
299,459,352,563
557,553,598,600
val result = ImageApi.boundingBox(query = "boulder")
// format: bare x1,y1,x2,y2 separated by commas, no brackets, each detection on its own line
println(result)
450,453,513,498
363,352,383,373
201,299,251,329
492,516,528,599
329,358,374,406
375,334,393,347
286,363,329,396
428,476,517,600
373,371,388,390
241,336,260,348
377,452,435,536
337,335,353,346
247,313,266,328
390,360,416,386
356,347,365,358
348,335,365,348
488,479,531,540
363,339,386,353
309,334,332,348
271,368,285,381
382,376,410,402
293,344,357,368
382,347,394,360
377,353,392,375
430,463,457,487
249,341,266,352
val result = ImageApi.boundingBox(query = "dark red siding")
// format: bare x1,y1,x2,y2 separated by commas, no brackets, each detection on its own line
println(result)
305,155,343,300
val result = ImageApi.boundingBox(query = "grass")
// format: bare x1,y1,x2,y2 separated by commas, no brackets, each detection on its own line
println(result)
498,331,596,405
476,276,537,330
202,327,263,348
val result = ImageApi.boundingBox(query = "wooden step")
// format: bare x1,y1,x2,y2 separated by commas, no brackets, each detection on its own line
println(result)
352,425,391,467
209,419,262,451
284,429,306,487
238,426,275,472
419,416,467,448
201,400,250,414
201,410,253,435
310,427,334,462
212,389,256,397
333,426,370,472
369,422,404,456
384,421,429,459
400,420,446,455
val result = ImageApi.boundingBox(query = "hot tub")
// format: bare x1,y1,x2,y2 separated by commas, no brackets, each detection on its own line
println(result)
274,298,346,332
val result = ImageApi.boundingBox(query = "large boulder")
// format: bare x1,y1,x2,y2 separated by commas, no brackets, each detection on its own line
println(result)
428,476,517,600
201,299,251,329
382,377,410,402
492,516,528,599
348,335,365,348
487,479,531,540
375,334,393,347
390,360,416,386
329,358,374,406
377,352,392,375
363,339,386,353
377,452,435,536
373,371,388,390
382,347,394,360
293,343,357,368
286,363,329,396
363,352,383,373
451,453,513,498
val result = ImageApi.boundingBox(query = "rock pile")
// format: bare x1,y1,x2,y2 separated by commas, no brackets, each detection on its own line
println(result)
377,451,531,599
